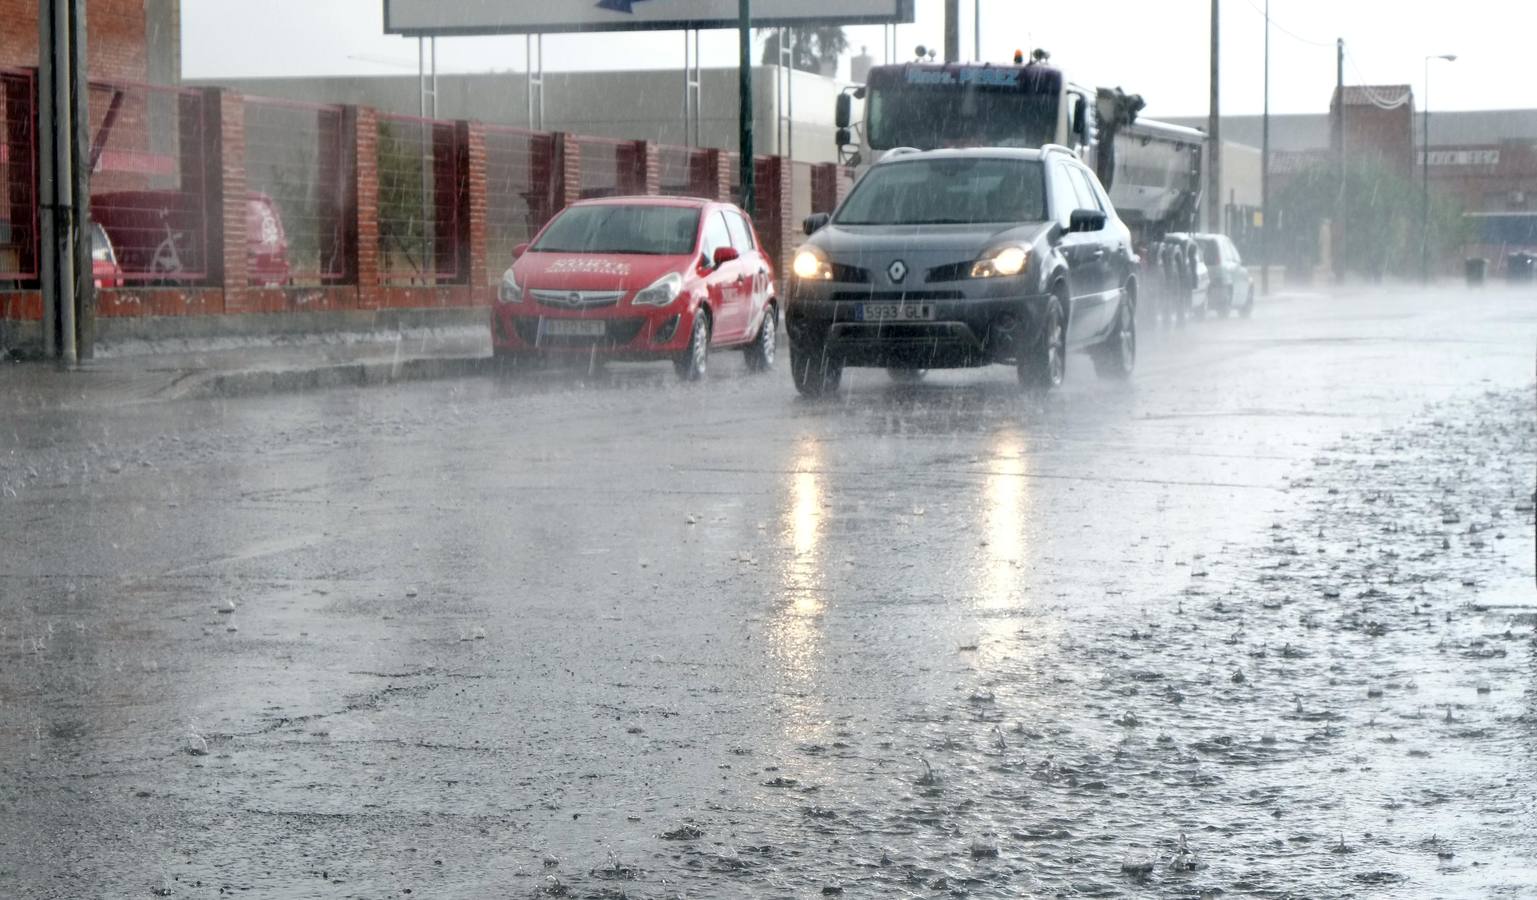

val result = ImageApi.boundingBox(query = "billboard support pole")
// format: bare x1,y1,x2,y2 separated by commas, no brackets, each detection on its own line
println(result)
738,0,754,216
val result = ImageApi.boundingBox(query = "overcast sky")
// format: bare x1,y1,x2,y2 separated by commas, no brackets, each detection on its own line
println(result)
182,0,1535,119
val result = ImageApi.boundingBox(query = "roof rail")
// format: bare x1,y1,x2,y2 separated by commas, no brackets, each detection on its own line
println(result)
1041,144,1076,157
880,146,924,160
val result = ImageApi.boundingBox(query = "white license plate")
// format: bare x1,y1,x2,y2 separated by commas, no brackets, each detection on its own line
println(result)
539,318,607,337
858,303,934,322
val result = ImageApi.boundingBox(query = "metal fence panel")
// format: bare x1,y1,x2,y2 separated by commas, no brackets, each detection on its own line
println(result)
0,69,37,283
87,80,208,284
243,97,349,286
377,114,463,285
577,138,641,200
483,126,552,284
657,144,712,199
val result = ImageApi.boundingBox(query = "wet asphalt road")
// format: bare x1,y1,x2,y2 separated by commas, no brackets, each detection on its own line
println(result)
1,286,1535,899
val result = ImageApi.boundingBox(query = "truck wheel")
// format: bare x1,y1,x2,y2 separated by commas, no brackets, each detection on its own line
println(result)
1090,294,1136,381
790,344,842,397
1018,294,1066,390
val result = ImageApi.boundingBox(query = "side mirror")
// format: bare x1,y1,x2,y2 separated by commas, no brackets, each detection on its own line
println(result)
834,93,852,128
1073,95,1088,142
712,246,740,267
803,212,831,235
1069,209,1107,233
835,127,852,148
512,242,529,259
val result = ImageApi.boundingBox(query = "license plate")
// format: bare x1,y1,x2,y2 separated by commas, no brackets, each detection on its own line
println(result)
539,318,607,337
857,303,934,322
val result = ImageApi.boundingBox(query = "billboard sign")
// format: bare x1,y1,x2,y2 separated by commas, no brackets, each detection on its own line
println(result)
384,0,915,36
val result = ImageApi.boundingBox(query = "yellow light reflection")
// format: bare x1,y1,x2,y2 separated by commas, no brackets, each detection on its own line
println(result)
768,436,828,739
980,430,1029,613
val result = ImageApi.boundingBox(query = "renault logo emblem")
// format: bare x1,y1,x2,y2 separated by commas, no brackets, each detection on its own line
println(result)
887,260,908,283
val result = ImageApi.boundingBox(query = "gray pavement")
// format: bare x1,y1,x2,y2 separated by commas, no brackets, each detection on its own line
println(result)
1,285,1534,899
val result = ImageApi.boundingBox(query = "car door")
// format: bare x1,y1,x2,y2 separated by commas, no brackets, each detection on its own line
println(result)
723,209,768,343
1064,163,1114,339
1224,237,1251,304
1047,160,1096,345
698,210,745,344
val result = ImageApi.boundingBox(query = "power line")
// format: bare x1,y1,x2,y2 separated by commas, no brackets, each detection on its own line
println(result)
1343,50,1413,110
1242,0,1336,49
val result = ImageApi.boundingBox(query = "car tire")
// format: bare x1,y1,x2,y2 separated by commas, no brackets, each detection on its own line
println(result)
1018,293,1066,390
1240,286,1255,318
744,303,777,373
886,367,928,383
790,344,842,397
674,310,711,382
1090,292,1136,381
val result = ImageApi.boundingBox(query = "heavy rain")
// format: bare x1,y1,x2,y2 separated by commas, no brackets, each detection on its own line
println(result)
2,2,1535,898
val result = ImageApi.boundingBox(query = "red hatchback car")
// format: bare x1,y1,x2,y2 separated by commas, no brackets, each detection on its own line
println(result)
491,197,778,380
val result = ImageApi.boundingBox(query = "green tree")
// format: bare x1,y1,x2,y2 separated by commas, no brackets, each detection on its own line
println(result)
1275,158,1468,280
760,26,849,75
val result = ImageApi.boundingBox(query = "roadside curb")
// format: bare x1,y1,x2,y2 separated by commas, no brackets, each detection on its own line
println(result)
172,354,495,400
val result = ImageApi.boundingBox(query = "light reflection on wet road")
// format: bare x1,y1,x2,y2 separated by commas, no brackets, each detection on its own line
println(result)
1,286,1534,898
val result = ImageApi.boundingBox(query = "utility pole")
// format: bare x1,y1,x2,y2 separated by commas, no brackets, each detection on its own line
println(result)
1260,0,1270,295
38,0,93,361
1421,54,1456,284
1333,37,1345,283
738,0,755,216
944,0,960,62
1207,0,1221,233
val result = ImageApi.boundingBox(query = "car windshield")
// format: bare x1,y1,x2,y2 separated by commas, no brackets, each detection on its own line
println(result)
867,85,1058,150
532,205,700,255
834,157,1046,225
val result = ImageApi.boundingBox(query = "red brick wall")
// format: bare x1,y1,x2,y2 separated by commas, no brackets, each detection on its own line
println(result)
1,0,150,81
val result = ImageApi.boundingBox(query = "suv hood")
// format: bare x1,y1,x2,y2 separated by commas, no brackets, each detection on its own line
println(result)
811,221,1055,255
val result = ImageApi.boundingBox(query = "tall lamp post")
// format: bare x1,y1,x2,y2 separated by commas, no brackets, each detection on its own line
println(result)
1421,53,1457,284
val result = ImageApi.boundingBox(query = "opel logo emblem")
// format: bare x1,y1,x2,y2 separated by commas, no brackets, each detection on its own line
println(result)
888,260,908,283
566,292,583,308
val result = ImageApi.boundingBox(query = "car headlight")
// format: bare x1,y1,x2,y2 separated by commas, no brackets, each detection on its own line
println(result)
970,246,1030,279
497,267,522,303
632,272,684,307
792,248,833,281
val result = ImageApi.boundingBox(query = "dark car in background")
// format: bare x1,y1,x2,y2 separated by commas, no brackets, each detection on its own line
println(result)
787,146,1138,396
1194,232,1254,317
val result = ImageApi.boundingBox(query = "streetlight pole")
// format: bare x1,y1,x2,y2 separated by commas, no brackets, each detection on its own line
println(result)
1260,0,1270,295
1421,53,1457,284
974,0,981,61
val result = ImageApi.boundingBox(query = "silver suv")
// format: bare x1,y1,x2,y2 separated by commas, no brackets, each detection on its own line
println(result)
787,146,1138,395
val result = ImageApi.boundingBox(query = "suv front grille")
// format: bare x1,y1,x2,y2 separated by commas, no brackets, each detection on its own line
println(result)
829,290,965,302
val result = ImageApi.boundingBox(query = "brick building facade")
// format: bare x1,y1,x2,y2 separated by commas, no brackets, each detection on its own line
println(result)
0,0,179,83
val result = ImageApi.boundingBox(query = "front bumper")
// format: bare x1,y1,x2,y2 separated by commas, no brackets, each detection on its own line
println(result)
785,288,1052,368
490,303,694,358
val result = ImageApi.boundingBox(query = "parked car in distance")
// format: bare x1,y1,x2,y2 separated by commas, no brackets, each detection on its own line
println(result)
91,191,291,286
1159,232,1211,321
787,146,1137,395
90,222,122,289
491,196,778,381
1193,232,1254,318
